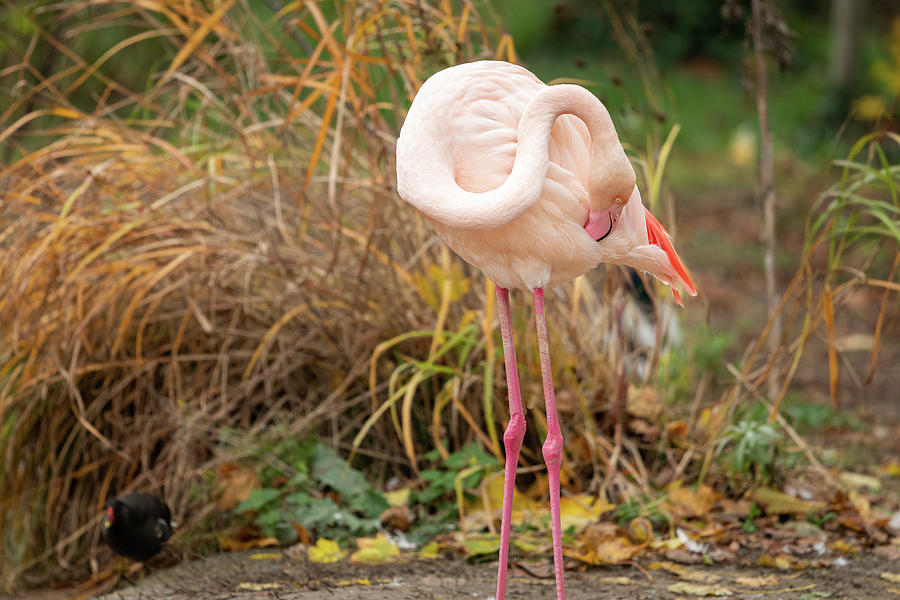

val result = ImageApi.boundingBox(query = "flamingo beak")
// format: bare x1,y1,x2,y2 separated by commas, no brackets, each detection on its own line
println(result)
584,198,625,242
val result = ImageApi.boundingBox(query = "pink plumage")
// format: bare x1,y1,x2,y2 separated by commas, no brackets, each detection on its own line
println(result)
396,60,696,600
397,60,696,295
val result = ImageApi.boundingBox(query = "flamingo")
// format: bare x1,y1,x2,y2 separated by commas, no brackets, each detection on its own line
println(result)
395,60,696,600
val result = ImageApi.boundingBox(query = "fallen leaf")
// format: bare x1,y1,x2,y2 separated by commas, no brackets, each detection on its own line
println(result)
334,578,373,586
384,487,411,507
380,505,413,531
215,464,261,510
757,553,809,570
884,461,900,478
667,582,733,596
734,574,778,587
717,498,751,517
559,495,615,532
838,471,882,491
829,539,859,553
882,572,900,583
249,552,282,560
595,576,635,585
567,527,640,566
237,583,282,591
667,485,718,518
351,534,400,564
511,534,545,554
218,535,279,552
627,385,662,420
750,488,825,515
419,541,440,559
308,538,347,563
461,534,500,557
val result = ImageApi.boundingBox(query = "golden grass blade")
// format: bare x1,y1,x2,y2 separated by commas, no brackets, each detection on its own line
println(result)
401,369,427,474
866,252,900,384
481,278,501,460
823,284,838,409
110,248,201,357
163,0,236,81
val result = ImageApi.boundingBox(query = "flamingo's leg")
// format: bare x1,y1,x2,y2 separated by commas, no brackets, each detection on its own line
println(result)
495,286,526,600
533,287,566,600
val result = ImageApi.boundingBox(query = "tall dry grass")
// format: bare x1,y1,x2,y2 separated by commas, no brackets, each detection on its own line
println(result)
0,0,526,588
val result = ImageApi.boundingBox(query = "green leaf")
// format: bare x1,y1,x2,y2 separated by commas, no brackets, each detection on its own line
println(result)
312,443,387,516
235,488,282,513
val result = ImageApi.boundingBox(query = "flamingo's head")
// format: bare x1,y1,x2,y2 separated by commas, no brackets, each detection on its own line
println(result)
585,145,635,241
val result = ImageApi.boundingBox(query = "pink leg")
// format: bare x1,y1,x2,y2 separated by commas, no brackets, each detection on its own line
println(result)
533,288,566,600
495,286,526,600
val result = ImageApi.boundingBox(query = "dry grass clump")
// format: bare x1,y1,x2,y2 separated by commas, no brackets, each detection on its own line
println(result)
0,0,524,588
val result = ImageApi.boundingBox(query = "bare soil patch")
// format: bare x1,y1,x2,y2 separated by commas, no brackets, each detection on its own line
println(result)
31,550,888,600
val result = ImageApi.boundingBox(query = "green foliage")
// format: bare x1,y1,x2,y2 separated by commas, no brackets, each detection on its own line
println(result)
716,405,782,483
406,443,498,544
742,502,761,533
659,323,734,403
807,509,837,528
612,496,669,528
235,440,388,545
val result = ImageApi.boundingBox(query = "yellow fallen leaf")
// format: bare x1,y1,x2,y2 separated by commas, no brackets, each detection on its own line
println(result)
882,572,900,583
758,554,808,570
566,536,639,565
666,484,718,518
883,461,900,478
334,578,372,586
849,489,872,519
237,583,282,590
667,582,732,596
559,495,615,532
839,471,882,491
350,534,400,564
461,533,500,557
249,552,282,560
734,575,778,587
750,487,825,515
384,487,411,507
419,541,440,559
308,538,347,563
595,576,635,585
830,539,859,553
218,535,279,552
511,534,544,554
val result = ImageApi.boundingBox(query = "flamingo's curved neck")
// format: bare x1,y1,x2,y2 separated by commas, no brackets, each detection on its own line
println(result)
396,82,629,231
513,85,628,209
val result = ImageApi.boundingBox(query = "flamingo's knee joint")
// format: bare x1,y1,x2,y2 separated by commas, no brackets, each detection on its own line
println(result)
503,413,526,450
542,435,563,469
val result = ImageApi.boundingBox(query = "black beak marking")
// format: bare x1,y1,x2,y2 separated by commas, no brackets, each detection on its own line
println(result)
593,218,614,242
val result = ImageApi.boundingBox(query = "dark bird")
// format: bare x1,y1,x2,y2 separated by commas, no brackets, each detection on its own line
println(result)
101,493,173,562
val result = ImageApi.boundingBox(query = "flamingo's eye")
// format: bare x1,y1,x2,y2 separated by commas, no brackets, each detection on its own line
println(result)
615,197,623,204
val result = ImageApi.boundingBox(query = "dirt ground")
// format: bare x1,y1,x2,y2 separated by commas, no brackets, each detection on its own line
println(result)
11,550,873,600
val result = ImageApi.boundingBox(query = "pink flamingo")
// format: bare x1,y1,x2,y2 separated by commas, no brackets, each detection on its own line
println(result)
396,60,695,600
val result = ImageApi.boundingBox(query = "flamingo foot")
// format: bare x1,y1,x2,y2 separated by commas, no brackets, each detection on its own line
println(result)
533,288,567,600
495,287,526,600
